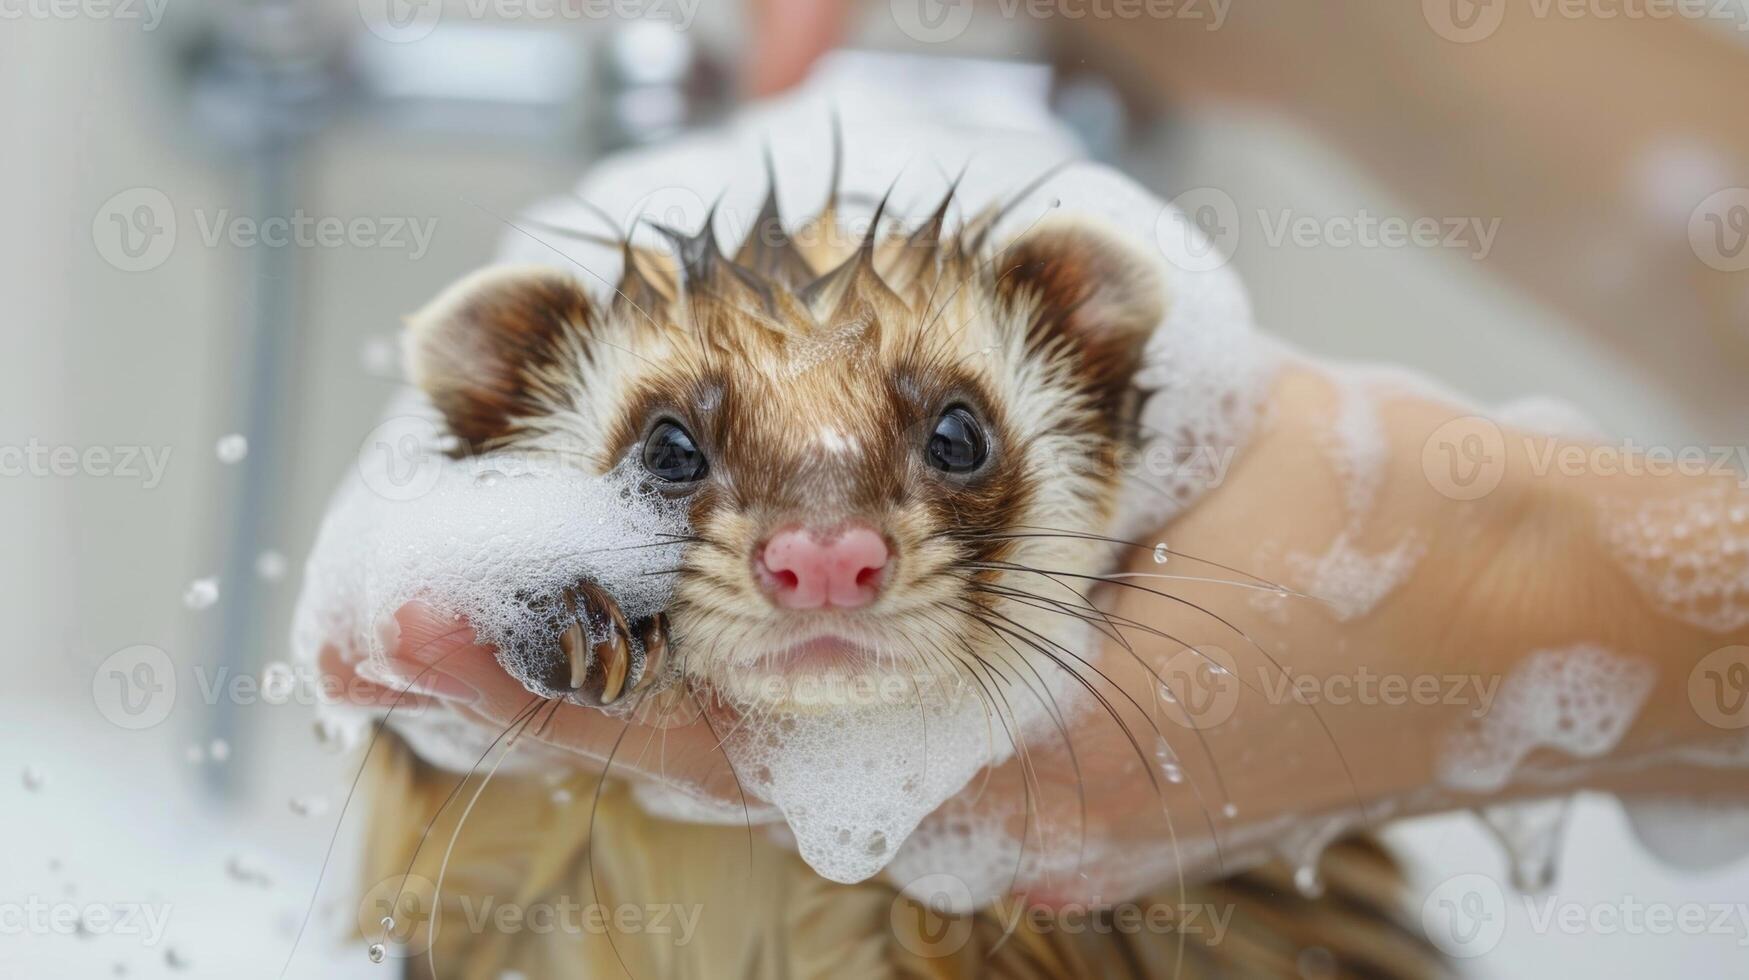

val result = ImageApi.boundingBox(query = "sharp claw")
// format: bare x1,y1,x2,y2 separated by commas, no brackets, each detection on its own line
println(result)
559,620,589,691
635,613,670,693
596,629,631,704
549,580,665,708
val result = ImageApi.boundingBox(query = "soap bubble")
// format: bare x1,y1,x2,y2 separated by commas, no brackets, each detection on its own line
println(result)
182,578,219,611
215,434,248,464
256,550,288,582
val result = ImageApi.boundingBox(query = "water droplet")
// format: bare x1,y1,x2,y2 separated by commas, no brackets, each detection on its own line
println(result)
1477,798,1571,891
551,788,574,806
183,577,219,610
262,662,297,701
255,550,288,582
1296,945,1337,979
1161,763,1183,784
184,743,205,765
214,434,248,464
165,948,190,970
380,915,396,932
1731,506,1748,525
209,738,230,763
1152,542,1169,564
367,943,386,963
289,795,329,817
225,854,271,887
1292,864,1324,899
1221,803,1238,818
360,336,399,377
21,766,43,792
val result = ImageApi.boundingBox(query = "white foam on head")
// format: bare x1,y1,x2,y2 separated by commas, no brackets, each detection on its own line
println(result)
501,84,1271,547
1439,645,1656,793
1601,483,1749,633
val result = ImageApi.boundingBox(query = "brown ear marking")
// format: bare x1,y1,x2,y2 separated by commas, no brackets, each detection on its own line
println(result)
404,265,594,451
994,215,1168,400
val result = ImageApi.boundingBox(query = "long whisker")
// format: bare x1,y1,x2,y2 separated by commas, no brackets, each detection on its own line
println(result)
972,559,1371,841
428,696,550,980
277,631,474,980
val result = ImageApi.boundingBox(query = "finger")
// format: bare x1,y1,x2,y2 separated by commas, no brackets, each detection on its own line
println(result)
316,640,445,712
747,0,851,95
390,602,744,799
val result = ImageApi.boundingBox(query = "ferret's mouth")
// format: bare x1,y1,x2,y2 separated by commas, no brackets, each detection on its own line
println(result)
760,634,877,673
702,625,969,713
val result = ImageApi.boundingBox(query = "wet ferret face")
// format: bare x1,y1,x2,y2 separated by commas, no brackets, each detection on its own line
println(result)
405,195,1168,711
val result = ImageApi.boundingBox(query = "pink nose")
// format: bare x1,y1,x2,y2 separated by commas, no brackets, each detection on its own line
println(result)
759,525,890,609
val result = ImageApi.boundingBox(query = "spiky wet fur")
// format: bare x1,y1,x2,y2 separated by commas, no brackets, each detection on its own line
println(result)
371,162,1450,978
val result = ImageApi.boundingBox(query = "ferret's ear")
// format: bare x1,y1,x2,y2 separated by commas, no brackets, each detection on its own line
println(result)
994,215,1166,397
403,265,594,450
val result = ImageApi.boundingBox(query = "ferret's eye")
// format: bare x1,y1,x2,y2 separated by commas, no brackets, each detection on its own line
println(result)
641,421,708,484
926,406,987,474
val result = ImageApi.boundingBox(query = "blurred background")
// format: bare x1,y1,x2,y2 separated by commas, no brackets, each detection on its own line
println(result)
2,0,1746,976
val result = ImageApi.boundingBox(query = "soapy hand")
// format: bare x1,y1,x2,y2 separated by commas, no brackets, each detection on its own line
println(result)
338,601,749,806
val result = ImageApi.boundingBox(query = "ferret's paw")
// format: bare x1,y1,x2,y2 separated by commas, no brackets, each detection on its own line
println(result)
540,579,669,708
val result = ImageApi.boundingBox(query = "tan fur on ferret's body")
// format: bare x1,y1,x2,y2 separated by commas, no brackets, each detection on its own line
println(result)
363,730,1447,979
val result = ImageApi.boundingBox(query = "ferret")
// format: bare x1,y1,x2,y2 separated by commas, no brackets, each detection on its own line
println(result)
352,132,1448,979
